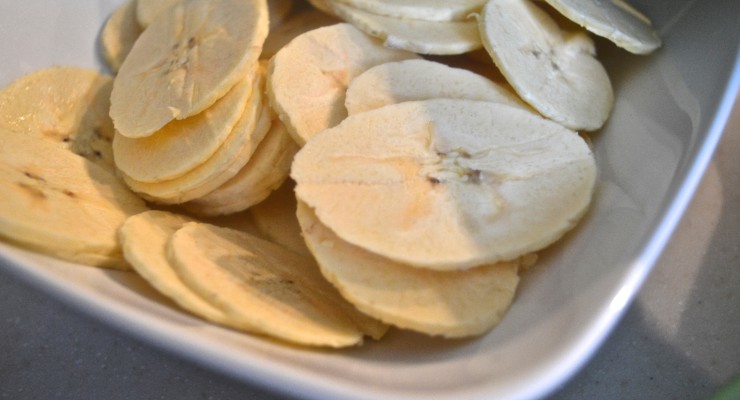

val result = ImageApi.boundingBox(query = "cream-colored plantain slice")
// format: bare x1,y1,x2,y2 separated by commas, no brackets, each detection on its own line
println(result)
119,210,236,324
326,0,482,55
542,0,661,54
135,0,182,28
113,74,253,183
297,201,520,338
345,59,527,115
261,7,341,60
331,0,486,22
292,99,597,270
0,67,116,172
245,180,312,257
167,222,376,347
110,0,268,138
100,0,142,74
0,128,148,269
266,23,418,146
478,0,613,131
182,120,299,217
122,96,270,204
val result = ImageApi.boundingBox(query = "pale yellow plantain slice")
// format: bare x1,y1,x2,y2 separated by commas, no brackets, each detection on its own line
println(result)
167,222,383,347
542,0,661,54
292,99,597,270
100,0,142,74
245,180,312,257
267,23,418,146
478,0,613,131
182,120,299,217
0,127,147,269
119,210,235,324
110,0,268,138
345,59,527,115
326,0,482,55
297,201,521,338
122,95,270,204
0,67,116,172
113,74,253,183
331,0,485,22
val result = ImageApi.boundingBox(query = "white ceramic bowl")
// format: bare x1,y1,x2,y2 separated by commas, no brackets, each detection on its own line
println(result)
0,1,738,399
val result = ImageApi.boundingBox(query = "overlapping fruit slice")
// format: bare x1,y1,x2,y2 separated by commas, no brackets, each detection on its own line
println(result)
100,0,142,73
542,0,661,54
182,120,298,217
324,0,482,55
267,23,418,146
110,0,269,138
297,201,522,338
345,58,526,115
167,221,387,347
292,99,597,270
477,0,613,131
0,67,116,172
0,127,147,269
331,0,486,21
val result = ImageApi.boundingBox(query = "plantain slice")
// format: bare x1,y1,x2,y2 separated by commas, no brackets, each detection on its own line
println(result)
113,73,254,183
297,201,521,338
542,0,661,54
0,127,147,269
110,0,268,138
119,210,234,324
0,67,116,172
100,0,142,74
292,99,597,270
167,222,386,347
122,97,270,205
326,0,482,55
478,0,613,131
266,23,418,146
330,0,485,22
345,58,527,115
181,120,299,217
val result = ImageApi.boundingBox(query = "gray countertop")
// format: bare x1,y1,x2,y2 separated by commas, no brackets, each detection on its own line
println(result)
1,99,738,400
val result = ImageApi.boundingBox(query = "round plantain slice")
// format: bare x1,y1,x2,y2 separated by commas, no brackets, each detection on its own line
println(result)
167,222,377,347
266,23,418,146
110,0,268,138
542,0,661,54
478,0,613,131
119,210,235,324
326,0,482,55
113,74,254,183
135,0,182,28
330,0,486,22
0,67,116,172
345,59,527,115
297,201,521,338
122,95,271,204
292,99,597,270
182,120,299,217
0,127,148,269
245,180,312,257
100,0,142,74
